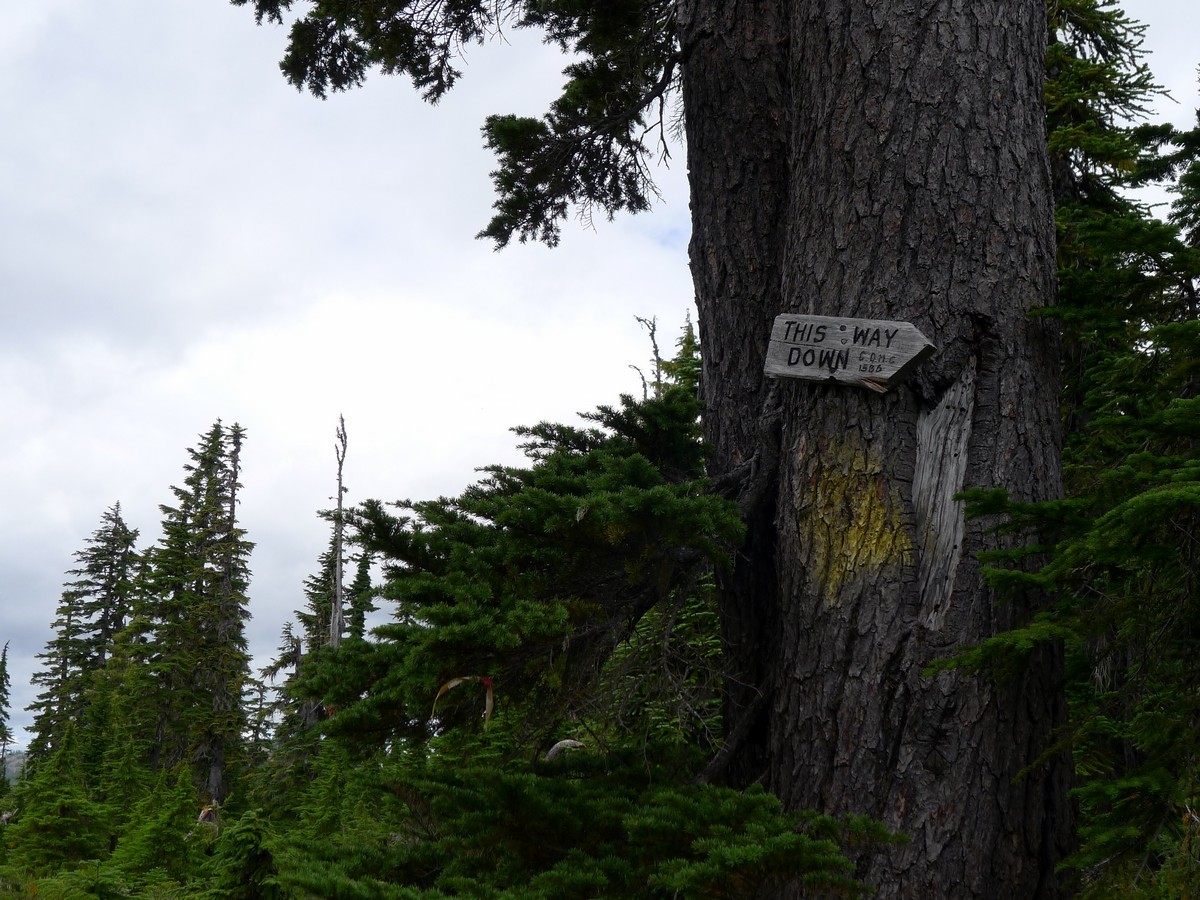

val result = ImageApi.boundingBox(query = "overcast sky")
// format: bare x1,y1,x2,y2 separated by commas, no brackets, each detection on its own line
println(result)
2,2,1197,749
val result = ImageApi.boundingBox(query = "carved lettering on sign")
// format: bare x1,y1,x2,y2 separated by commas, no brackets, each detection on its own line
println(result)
764,314,935,392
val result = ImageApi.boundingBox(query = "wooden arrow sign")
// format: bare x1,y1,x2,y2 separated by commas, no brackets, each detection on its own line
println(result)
764,314,935,393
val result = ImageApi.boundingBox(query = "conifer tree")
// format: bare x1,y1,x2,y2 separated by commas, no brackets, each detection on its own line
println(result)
270,528,344,728
251,621,320,821
5,723,106,873
89,719,155,852
253,523,374,819
135,421,254,804
1050,6,1200,886
75,504,140,663
314,329,739,751
296,534,337,653
24,597,90,766
204,809,282,899
345,550,376,641
255,424,373,801
107,766,208,885
202,422,254,805
24,504,139,767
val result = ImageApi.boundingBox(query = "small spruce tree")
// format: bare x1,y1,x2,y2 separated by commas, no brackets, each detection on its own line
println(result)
25,504,140,770
5,723,107,874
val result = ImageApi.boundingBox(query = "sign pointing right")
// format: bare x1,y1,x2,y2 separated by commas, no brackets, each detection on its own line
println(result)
763,314,936,393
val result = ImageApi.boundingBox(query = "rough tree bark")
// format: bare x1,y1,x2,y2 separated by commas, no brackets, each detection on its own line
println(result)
679,1,1073,896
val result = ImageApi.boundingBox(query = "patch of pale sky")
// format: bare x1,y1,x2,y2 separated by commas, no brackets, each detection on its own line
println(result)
1,1,1196,747
1,0,694,742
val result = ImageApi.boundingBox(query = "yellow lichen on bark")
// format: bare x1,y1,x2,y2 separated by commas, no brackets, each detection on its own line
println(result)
795,441,912,605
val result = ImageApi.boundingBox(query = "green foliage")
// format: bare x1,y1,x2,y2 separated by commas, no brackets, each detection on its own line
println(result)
91,732,155,851
31,7,1200,895
4,423,265,890
253,330,883,897
252,527,360,817
108,768,208,884
304,337,740,755
203,810,282,899
229,0,679,247
271,740,873,899
346,550,378,641
5,725,107,874
25,504,140,769
133,421,255,804
4,333,885,895
0,866,128,900
478,0,677,248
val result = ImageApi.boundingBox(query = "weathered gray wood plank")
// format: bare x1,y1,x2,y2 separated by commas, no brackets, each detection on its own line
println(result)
763,314,936,392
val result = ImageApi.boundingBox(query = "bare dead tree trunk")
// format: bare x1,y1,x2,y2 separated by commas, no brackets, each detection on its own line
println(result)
330,415,348,648
678,0,1072,895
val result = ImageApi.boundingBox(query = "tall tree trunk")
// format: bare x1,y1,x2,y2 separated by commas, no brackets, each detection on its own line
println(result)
679,1,1073,895
330,416,348,649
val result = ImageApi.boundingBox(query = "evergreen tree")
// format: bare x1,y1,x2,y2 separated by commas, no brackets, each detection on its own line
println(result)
250,621,321,821
90,722,156,854
24,504,140,767
3,425,260,887
252,563,329,820
24,592,90,766
312,332,738,752
258,533,345,781
1047,0,1174,434
3,4,1191,895
205,809,282,900
74,503,140,664
345,550,376,641
252,506,375,818
5,723,106,873
203,422,254,806
296,532,337,654
135,421,255,804
107,766,208,885
1048,13,1200,896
